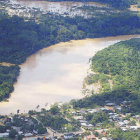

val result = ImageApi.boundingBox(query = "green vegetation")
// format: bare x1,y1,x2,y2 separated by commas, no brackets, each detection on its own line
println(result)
35,104,79,131
84,73,111,92
91,38,140,95
72,38,140,113
85,74,110,85
28,105,80,131
85,111,115,128
0,105,79,138
0,114,47,136
108,128,140,140
38,112,68,130
1,13,140,64
85,111,109,125
0,65,20,101
9,129,18,138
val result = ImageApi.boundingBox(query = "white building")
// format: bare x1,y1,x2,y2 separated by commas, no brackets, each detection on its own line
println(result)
0,133,9,138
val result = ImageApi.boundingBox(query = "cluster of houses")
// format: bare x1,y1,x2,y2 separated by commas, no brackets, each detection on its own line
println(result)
0,100,140,140
0,115,44,139
71,100,140,133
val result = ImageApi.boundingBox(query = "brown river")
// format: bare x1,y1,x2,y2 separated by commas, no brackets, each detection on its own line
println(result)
0,35,140,115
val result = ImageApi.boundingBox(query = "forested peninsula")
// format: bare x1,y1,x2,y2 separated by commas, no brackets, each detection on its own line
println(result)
72,38,140,114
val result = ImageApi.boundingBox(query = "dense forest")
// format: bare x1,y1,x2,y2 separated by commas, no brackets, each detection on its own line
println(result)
0,65,20,101
91,38,140,94
0,4,140,100
72,38,140,113
1,13,140,64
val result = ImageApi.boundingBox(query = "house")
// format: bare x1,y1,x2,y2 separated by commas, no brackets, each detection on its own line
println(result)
74,116,84,120
121,101,131,107
24,133,33,137
118,121,125,127
18,131,23,135
105,100,111,103
81,122,88,127
123,120,129,125
101,108,106,111
0,133,9,138
64,133,74,139
79,120,88,123
75,111,81,115
80,110,86,115
6,129,10,133
105,103,116,107
129,126,140,130
122,128,128,131
33,130,38,134
101,108,110,113
115,106,122,112
87,109,98,114
109,113,119,121
87,124,94,129
71,111,76,115
108,113,114,116
108,119,113,122
105,103,115,111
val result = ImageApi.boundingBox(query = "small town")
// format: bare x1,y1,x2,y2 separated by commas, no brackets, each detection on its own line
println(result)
0,99,140,140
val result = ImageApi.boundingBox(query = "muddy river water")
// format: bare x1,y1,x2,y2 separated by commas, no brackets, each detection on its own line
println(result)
0,35,139,115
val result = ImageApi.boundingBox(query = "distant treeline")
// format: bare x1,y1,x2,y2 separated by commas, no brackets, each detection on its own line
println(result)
1,13,140,64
